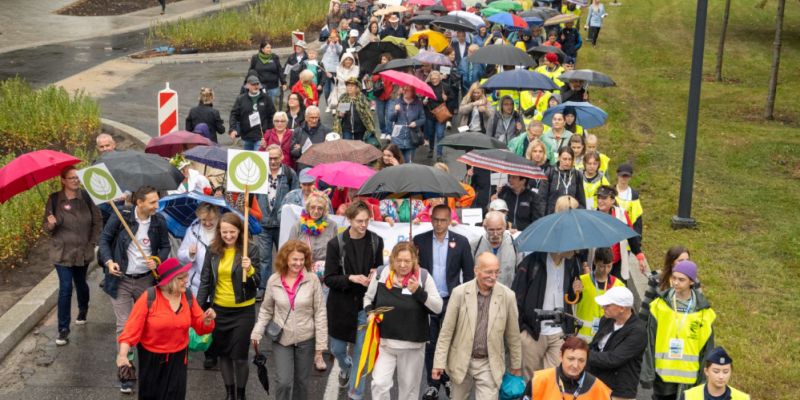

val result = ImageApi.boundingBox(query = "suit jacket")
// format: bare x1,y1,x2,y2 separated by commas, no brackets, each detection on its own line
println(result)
413,230,474,297
433,280,522,386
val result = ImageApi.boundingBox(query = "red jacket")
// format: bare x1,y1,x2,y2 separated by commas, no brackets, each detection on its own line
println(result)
259,128,295,170
371,75,394,102
291,80,319,107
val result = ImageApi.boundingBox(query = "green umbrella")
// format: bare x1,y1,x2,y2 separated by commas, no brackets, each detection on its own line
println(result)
490,1,523,11
480,7,504,17
381,36,419,57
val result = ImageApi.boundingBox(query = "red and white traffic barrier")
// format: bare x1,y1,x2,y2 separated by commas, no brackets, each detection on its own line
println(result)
158,82,178,136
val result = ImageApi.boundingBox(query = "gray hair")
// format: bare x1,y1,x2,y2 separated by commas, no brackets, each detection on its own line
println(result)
305,105,320,115
273,111,288,122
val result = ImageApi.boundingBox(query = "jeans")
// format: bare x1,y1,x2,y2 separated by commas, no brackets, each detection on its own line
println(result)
323,78,334,107
342,131,365,141
257,227,280,289
266,87,282,109
425,296,449,387
424,118,446,156
588,26,601,45
330,310,367,399
55,265,90,333
401,148,415,164
375,99,389,134
272,339,315,400
241,139,259,151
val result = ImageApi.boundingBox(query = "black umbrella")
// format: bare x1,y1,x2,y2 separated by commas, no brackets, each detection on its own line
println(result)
559,69,617,87
358,42,407,76
439,131,509,151
424,4,447,13
252,345,269,393
410,14,436,25
432,15,478,33
96,150,183,192
373,58,422,74
357,164,466,200
527,45,567,62
466,45,536,67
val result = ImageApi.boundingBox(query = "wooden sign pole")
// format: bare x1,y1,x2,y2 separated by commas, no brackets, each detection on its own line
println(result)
108,201,159,278
242,185,250,283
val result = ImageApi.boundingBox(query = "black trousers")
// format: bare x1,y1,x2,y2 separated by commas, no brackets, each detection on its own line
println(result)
588,26,601,45
425,296,450,387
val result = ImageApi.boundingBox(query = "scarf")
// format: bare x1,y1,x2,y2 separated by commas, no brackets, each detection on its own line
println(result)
302,84,315,101
332,93,375,135
299,210,328,236
257,51,273,64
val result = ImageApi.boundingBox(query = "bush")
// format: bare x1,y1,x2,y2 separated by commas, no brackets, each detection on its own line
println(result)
148,0,329,52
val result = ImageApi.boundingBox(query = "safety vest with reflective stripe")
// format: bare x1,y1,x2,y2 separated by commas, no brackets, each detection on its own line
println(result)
534,65,565,88
683,384,750,400
616,188,643,229
575,152,610,175
575,273,624,341
650,297,716,385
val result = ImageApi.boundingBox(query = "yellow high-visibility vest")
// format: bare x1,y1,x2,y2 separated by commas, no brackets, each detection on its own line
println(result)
650,296,716,385
575,273,624,341
684,385,750,400
580,173,610,210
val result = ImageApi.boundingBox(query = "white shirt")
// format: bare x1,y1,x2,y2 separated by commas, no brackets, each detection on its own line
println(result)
126,208,153,275
618,186,632,202
597,322,624,351
540,254,565,336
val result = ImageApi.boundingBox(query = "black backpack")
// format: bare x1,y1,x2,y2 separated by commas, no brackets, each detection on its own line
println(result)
337,231,380,275
146,286,193,311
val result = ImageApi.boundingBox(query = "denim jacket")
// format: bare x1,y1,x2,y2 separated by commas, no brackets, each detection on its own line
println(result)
387,98,426,150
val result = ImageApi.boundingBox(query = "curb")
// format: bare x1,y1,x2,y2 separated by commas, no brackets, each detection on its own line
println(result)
101,117,152,145
129,39,320,65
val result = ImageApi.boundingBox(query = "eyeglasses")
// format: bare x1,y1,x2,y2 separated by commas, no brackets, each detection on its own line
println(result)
64,176,80,181
431,217,450,223
274,120,288,123
268,156,282,160
306,116,320,119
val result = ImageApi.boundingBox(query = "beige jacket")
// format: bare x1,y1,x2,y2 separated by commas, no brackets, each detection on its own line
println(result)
433,279,522,386
251,271,328,351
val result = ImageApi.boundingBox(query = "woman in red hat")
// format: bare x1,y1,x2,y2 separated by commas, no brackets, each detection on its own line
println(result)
116,258,216,399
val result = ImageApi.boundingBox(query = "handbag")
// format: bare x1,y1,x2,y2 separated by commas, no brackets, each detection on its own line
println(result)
431,103,453,123
410,126,425,147
372,78,385,97
266,285,301,342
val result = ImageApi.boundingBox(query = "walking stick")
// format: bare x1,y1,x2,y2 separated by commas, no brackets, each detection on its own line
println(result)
108,201,160,279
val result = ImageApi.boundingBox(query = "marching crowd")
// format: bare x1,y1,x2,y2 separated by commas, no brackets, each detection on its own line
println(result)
40,1,750,400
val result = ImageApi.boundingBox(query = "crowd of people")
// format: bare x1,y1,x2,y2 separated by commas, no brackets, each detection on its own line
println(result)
40,0,752,400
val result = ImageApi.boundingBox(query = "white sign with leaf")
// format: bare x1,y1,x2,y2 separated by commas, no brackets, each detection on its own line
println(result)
226,149,271,194
76,163,122,205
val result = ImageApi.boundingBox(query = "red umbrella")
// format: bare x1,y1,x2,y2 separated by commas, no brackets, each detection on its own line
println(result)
145,130,212,158
0,150,81,204
377,70,436,99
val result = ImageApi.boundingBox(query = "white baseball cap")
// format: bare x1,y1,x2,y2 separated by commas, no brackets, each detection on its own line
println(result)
594,286,634,308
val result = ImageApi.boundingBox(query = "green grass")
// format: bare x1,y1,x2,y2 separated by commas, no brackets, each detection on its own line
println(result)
148,0,329,52
0,78,99,270
580,0,799,397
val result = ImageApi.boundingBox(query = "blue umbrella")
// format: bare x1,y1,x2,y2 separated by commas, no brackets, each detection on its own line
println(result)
541,101,608,129
158,191,262,239
183,145,227,171
516,209,639,253
523,16,544,27
487,12,529,31
481,69,559,91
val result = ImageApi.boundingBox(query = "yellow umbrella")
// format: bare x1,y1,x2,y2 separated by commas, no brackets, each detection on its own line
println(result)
374,5,406,16
544,13,579,26
381,35,419,56
408,30,449,53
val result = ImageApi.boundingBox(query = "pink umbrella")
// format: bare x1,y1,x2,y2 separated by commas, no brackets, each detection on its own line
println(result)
378,70,436,99
307,161,376,189
145,130,212,158
0,150,81,204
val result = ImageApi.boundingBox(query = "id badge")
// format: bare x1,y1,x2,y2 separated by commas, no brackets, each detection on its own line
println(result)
401,288,412,295
591,318,600,334
668,338,684,359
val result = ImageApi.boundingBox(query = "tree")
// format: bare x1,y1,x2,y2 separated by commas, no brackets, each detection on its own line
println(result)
715,0,732,81
764,0,785,120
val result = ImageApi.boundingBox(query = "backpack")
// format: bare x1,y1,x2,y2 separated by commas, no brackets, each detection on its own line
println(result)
146,286,193,311
337,231,380,275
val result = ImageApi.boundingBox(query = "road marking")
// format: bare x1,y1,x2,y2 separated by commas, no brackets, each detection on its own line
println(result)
323,359,342,400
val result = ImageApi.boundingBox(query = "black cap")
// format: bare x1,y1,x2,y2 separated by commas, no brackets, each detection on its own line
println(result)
704,346,732,366
616,163,633,176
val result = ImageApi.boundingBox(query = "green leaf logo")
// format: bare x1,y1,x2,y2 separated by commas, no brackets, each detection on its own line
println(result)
84,168,118,201
229,152,267,190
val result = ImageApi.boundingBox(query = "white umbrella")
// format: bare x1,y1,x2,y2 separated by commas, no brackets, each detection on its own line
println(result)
448,10,485,27
377,0,402,5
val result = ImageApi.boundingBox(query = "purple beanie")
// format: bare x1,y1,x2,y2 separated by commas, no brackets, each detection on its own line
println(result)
673,260,698,282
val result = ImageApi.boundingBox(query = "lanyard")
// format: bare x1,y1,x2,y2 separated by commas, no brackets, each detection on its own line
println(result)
590,273,609,292
557,371,585,399
558,170,573,193
671,290,695,337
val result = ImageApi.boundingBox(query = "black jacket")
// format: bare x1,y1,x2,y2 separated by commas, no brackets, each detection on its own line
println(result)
542,168,586,215
425,81,455,117
285,51,309,88
196,245,261,308
186,103,225,142
412,230,474,297
511,252,581,340
497,185,545,231
291,122,330,167
324,230,384,342
248,52,285,89
98,207,171,299
587,314,647,399
229,91,276,141
380,24,407,39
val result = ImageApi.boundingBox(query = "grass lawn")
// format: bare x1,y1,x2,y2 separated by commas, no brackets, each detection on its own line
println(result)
579,0,799,396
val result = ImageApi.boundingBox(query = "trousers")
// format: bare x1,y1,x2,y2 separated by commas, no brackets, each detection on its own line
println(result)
370,344,425,400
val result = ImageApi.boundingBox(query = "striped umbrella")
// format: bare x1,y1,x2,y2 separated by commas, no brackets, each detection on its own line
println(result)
458,149,547,180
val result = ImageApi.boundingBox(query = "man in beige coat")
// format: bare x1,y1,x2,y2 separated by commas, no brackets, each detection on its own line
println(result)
432,252,523,400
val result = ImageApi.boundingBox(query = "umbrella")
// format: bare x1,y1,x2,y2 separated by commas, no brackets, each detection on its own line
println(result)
567,0,588,5
377,70,436,99
407,0,435,5
542,101,608,129
480,7,504,17
183,145,227,170
423,4,447,13
410,14,436,25
307,161,376,189
527,45,567,62
523,16,544,27
297,139,383,166
357,164,466,199
358,42,407,77
408,30,449,53
157,191,261,239
448,10,485,27
481,69,559,91
0,150,81,204
458,149,547,180
521,7,559,19
377,0,401,4
432,15,478,33
466,45,536,67
487,12,529,30
559,69,617,87
374,5,406,16
96,150,184,191
373,58,422,74
381,36,419,57
516,208,639,253
544,13,579,26
145,130,212,158
438,131,508,151
252,345,270,394
490,0,523,11
413,50,452,66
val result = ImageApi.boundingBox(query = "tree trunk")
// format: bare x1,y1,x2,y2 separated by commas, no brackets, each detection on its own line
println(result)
764,0,785,120
715,0,732,81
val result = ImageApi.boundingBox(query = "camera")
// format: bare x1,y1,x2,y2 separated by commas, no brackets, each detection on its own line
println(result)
534,308,583,330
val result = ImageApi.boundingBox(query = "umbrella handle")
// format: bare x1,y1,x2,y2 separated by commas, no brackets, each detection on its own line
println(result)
564,291,581,305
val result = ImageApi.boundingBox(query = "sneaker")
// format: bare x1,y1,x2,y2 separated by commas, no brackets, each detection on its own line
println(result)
75,310,87,325
256,289,265,302
120,380,134,394
338,369,350,388
436,156,444,163
444,380,452,398
55,330,69,346
422,386,439,400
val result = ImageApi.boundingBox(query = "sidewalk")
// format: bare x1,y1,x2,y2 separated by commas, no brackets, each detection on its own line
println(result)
0,0,255,55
